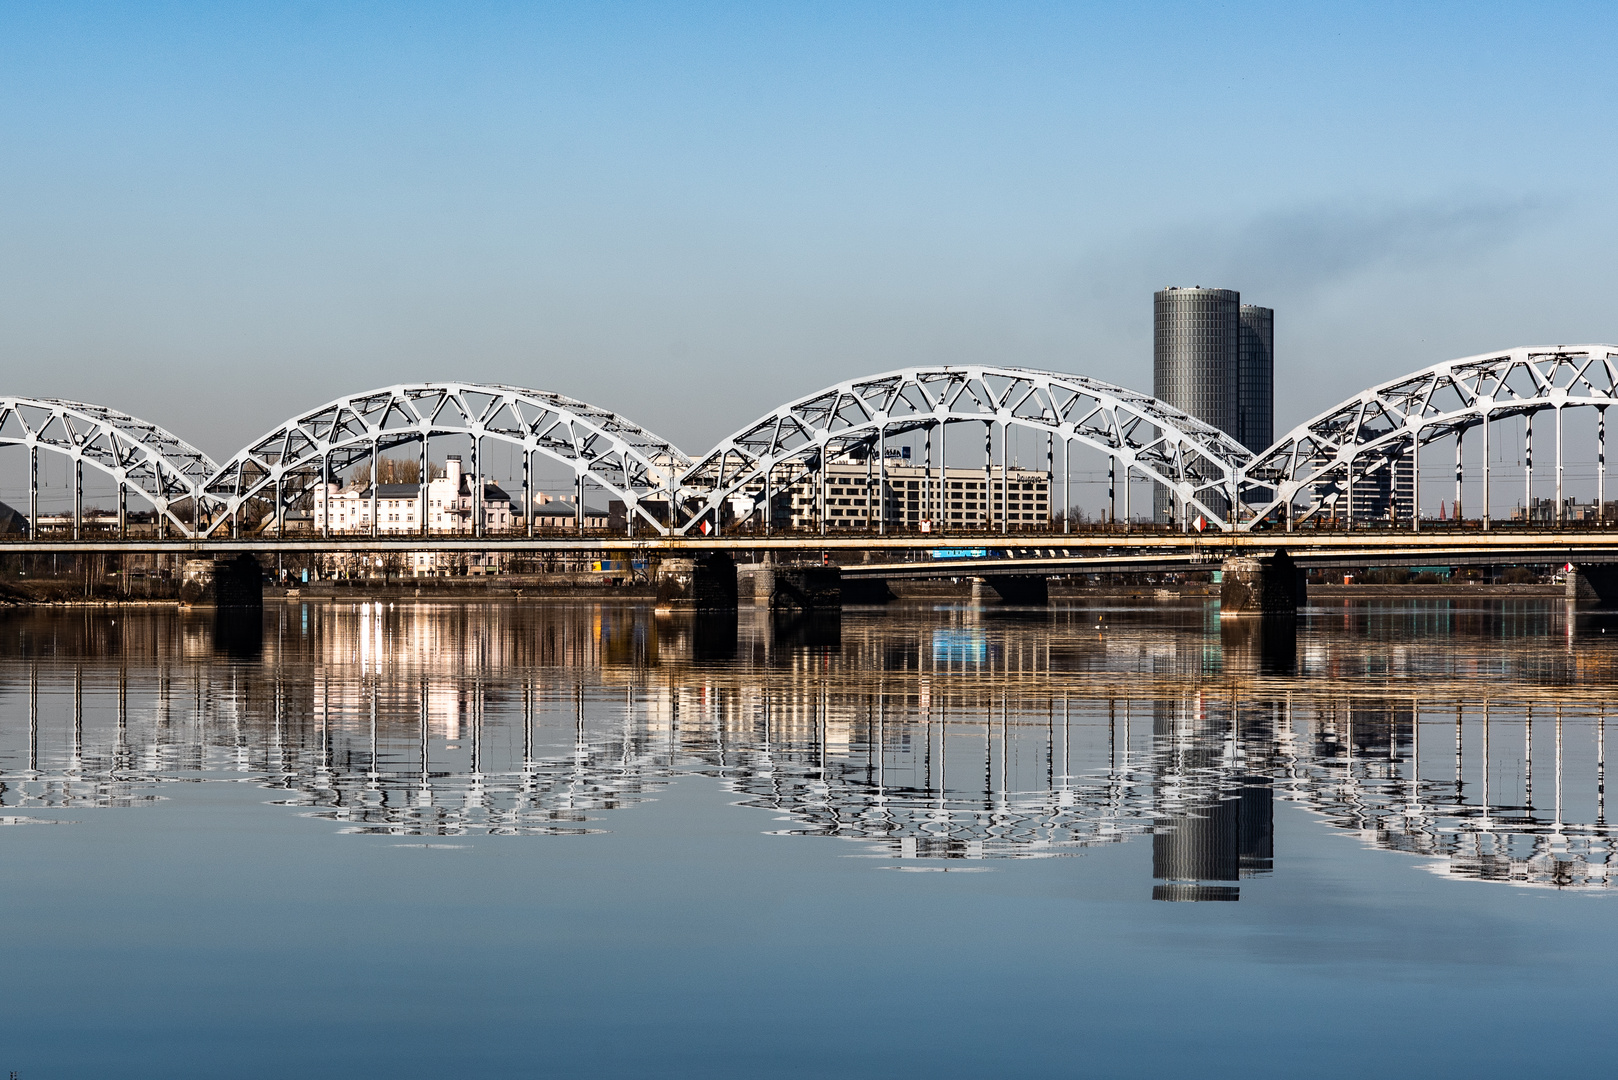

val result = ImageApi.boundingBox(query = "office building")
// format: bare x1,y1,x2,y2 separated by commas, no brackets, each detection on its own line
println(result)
1153,287,1275,521
1237,303,1274,452
725,450,1050,531
1155,287,1241,437
1346,456,1413,523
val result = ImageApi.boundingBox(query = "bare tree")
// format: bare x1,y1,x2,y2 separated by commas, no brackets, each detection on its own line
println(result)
347,457,448,488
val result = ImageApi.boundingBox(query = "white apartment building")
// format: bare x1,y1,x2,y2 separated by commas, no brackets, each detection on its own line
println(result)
312,455,517,578
740,452,1051,531
312,455,514,535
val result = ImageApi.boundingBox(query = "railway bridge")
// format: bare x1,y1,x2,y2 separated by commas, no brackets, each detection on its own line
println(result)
4,344,1618,609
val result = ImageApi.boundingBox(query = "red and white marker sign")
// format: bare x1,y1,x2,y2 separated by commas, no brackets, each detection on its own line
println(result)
699,519,712,536
1193,514,1206,533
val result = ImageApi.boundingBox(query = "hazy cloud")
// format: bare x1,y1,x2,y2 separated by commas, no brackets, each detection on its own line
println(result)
1075,192,1554,321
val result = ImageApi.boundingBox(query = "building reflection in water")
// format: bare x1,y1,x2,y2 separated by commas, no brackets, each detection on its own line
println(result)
0,600,1614,892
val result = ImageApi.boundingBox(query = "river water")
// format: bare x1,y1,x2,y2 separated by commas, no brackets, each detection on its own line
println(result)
2,597,1616,1078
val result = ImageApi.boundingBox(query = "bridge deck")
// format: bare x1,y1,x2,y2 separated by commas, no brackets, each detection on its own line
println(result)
3,529,1617,574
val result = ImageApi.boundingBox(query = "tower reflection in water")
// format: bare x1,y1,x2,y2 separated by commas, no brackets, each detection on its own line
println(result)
0,600,1613,893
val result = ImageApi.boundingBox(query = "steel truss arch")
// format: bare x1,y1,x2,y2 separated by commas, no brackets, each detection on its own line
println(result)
201,383,690,536
1239,345,1618,529
0,397,218,536
678,366,1254,533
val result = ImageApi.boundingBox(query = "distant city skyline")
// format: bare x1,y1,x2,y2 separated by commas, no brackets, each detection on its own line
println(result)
0,3,1612,461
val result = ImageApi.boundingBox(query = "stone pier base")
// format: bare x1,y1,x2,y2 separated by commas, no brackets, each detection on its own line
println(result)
1566,565,1618,607
691,552,739,610
1220,549,1305,617
180,554,265,608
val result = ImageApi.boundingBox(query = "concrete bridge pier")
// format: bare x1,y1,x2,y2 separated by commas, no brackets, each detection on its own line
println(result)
681,552,741,660
180,553,265,608
748,564,774,605
1566,565,1618,607
691,552,739,610
1219,549,1306,617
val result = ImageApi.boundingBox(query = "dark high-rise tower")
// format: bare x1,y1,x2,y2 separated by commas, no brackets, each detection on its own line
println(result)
1152,287,1275,522
1154,287,1240,438
1237,304,1274,453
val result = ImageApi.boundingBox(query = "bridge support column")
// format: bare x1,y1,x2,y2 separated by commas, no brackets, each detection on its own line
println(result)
420,436,429,538
691,551,739,610
878,424,887,536
370,438,380,538
1567,565,1618,608
1455,428,1464,524
1525,415,1534,523
1600,406,1607,523
1107,456,1115,527
818,451,827,536
1123,460,1132,529
747,563,774,605
1556,405,1565,526
1000,419,1009,536
1047,432,1055,530
983,421,992,533
179,554,264,608
1220,549,1305,617
1344,454,1354,531
523,450,533,537
1482,414,1491,530
1411,429,1421,532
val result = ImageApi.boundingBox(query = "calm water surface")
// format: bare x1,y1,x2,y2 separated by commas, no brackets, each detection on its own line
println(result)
2,598,1617,1078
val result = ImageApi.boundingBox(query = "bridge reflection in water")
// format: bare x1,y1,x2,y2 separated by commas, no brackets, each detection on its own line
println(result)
0,601,1614,894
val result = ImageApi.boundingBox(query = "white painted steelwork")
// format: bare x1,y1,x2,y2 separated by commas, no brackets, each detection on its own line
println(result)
678,366,1254,535
9,345,1618,541
201,383,689,537
1242,345,1618,530
0,397,217,537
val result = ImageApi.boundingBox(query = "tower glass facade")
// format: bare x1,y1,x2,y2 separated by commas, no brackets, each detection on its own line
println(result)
1152,287,1275,523
1153,287,1239,523
1237,304,1274,453
1154,287,1240,437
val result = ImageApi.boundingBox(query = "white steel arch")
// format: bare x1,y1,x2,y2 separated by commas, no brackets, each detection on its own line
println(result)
201,383,690,537
1239,345,1618,530
677,366,1253,534
0,397,217,537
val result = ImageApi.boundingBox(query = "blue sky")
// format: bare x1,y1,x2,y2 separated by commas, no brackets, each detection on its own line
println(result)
2,1,1614,457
